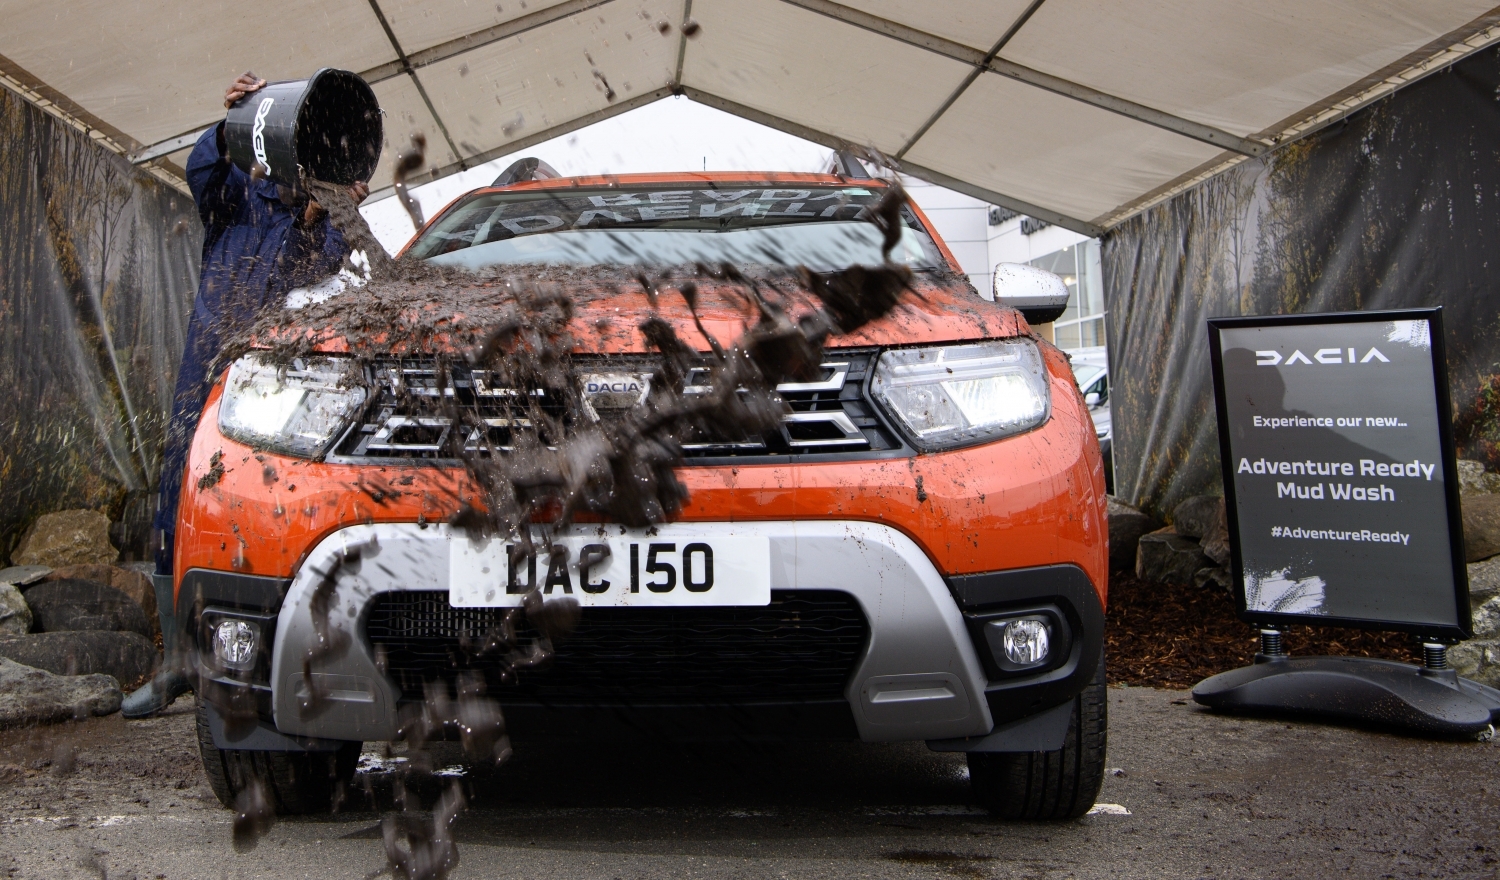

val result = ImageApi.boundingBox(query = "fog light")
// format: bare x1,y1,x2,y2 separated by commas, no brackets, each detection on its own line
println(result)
213,620,260,669
996,620,1056,668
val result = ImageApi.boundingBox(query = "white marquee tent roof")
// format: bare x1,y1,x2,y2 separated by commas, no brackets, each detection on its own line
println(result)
3,0,1497,234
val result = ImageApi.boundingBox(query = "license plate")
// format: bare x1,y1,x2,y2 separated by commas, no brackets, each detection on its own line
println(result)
449,530,771,607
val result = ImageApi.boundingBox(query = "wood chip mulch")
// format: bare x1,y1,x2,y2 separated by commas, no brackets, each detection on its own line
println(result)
1105,574,1419,689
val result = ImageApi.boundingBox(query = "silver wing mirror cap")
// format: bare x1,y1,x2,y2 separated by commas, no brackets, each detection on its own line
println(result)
993,262,1069,325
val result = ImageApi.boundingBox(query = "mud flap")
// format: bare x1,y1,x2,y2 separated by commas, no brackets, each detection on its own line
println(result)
925,698,1072,753
203,699,345,752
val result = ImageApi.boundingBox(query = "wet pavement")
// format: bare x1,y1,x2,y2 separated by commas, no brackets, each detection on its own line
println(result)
1,686,1497,879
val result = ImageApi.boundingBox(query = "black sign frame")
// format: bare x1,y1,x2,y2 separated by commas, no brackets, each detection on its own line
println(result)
1207,307,1472,641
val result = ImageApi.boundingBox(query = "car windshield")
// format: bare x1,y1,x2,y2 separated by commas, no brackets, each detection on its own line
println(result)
407,185,945,272
1071,364,1105,390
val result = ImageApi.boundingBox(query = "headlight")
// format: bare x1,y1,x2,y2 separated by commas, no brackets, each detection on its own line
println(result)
217,355,366,457
871,340,1051,450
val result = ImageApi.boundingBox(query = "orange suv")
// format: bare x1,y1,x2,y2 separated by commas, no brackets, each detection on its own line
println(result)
175,159,1108,819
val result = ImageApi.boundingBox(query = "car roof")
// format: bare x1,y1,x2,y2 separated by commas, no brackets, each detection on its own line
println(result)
472,171,891,194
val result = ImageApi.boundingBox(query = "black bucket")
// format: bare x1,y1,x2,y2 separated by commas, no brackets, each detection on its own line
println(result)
224,68,382,186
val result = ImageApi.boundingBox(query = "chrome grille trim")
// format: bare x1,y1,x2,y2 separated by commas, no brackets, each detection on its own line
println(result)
783,410,865,448
333,350,903,460
775,363,850,395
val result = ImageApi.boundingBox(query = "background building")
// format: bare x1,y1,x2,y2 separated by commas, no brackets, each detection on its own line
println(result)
902,177,1107,355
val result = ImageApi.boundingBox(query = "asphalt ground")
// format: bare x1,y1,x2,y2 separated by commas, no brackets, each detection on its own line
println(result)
1,687,1497,880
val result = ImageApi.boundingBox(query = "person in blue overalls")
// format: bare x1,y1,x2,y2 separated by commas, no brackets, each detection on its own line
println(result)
123,72,369,717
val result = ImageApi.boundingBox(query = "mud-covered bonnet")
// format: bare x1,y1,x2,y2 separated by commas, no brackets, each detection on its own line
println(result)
223,68,381,187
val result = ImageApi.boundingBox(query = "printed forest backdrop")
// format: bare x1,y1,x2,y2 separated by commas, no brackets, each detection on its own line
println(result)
0,86,199,562
1104,42,1500,521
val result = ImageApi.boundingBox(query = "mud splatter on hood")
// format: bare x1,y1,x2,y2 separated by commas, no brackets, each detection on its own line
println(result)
219,182,983,544
248,263,1025,357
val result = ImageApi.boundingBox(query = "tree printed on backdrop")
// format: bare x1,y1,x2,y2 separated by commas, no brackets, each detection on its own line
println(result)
1103,43,1500,520
0,86,201,562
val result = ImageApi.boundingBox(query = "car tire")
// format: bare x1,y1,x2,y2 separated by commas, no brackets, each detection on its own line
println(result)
967,654,1107,820
195,698,360,814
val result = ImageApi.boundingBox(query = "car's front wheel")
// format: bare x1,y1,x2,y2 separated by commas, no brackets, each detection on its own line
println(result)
967,654,1107,820
195,698,360,814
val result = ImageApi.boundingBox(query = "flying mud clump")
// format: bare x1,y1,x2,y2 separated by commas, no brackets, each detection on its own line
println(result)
267,163,913,550
207,146,913,876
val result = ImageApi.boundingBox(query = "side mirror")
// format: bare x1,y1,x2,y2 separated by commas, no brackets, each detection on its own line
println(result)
1084,392,1101,407
993,263,1069,325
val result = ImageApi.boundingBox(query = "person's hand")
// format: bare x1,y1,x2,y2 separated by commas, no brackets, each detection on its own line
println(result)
302,198,327,227
224,72,267,109
300,182,366,226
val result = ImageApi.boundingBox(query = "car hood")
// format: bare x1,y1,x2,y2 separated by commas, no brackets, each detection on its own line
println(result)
272,265,1029,357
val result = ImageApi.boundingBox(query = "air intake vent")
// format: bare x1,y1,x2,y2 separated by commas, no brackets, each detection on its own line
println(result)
364,589,869,704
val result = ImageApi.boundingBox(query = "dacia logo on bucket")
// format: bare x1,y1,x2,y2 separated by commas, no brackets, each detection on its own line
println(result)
580,373,649,419
251,97,275,176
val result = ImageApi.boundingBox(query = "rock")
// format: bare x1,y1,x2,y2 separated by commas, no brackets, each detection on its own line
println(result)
1451,594,1500,689
11,510,117,568
1107,496,1161,574
1171,495,1224,540
1450,643,1500,688
0,657,121,727
1469,556,1500,605
1474,595,1500,639
24,579,151,638
0,565,50,586
0,583,31,637
1456,460,1500,497
0,631,158,687
1198,503,1231,566
1452,559,1500,688
1193,566,1232,593
0,581,32,635
1136,527,1210,586
1461,493,1500,562
43,564,157,636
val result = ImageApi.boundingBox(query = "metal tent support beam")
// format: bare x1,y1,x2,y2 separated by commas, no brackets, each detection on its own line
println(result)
366,0,465,172
779,0,1267,158
90,0,1500,228
365,85,678,202
128,129,204,165
672,0,693,87
679,87,1104,238
362,0,619,83
896,0,1047,159
890,157,1105,239
1092,12,1500,228
134,0,1266,169
131,0,625,169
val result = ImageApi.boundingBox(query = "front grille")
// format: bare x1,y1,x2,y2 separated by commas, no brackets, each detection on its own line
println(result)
331,350,905,461
364,590,869,704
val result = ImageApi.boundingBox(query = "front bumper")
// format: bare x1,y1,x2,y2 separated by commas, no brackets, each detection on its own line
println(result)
266,520,995,742
184,520,1102,745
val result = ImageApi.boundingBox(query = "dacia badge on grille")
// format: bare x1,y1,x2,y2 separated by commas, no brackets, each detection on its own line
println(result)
579,373,651,420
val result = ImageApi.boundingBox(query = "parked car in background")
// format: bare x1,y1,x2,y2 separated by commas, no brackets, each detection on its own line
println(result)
1066,347,1111,493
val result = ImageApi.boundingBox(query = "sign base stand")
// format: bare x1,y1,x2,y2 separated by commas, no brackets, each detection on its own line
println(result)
1192,631,1500,737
